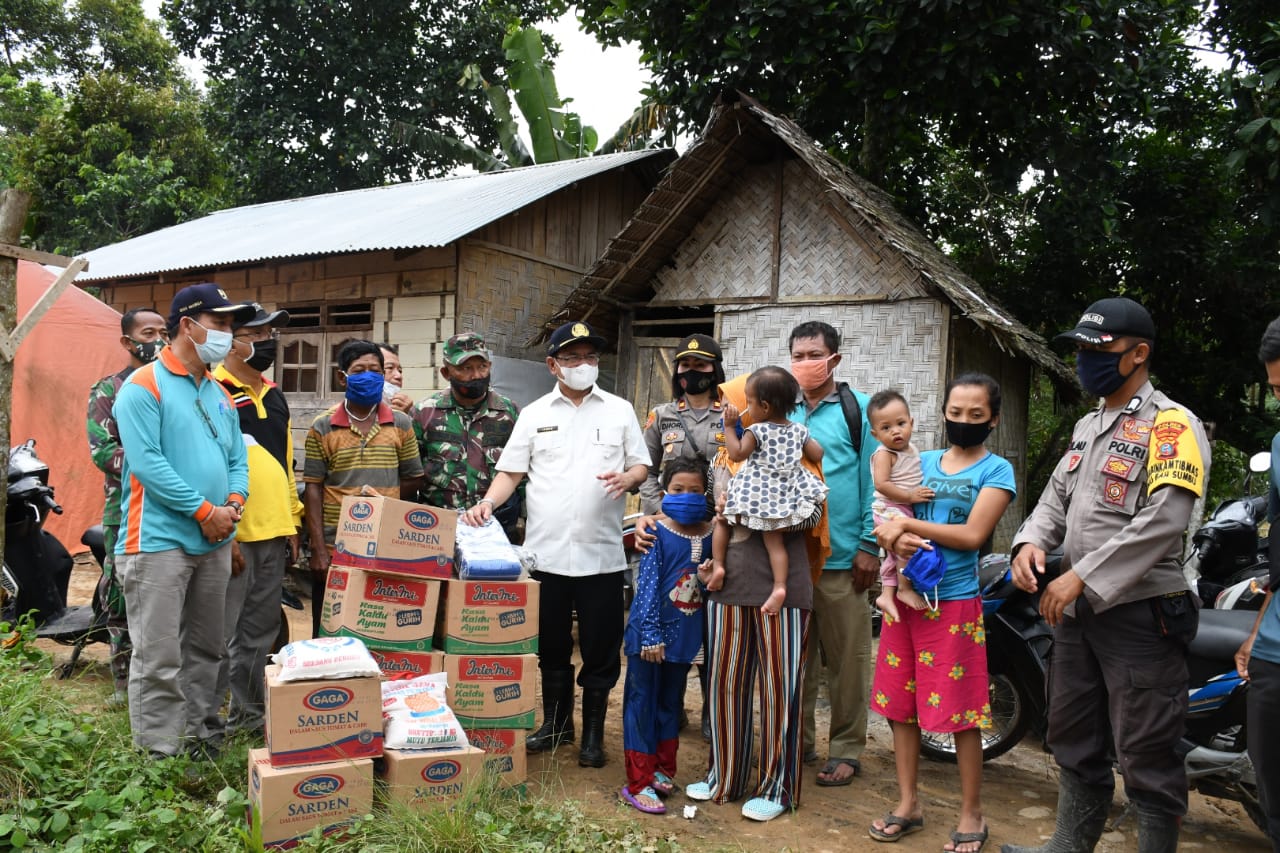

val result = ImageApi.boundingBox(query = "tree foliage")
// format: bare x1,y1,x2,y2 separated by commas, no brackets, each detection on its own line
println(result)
577,0,1280,454
162,0,558,203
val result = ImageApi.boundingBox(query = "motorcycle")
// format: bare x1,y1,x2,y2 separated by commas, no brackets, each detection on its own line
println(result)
1,439,109,676
918,552,1265,831
1184,451,1271,611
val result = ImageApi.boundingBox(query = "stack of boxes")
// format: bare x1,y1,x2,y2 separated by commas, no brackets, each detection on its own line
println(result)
323,495,540,794
248,647,382,848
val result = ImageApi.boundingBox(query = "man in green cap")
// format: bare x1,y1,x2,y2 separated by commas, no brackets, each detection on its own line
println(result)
413,332,522,539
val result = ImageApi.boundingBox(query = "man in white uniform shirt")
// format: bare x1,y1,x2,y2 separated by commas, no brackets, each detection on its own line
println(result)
464,320,648,768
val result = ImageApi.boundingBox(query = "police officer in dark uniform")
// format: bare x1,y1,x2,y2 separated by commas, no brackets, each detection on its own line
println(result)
1004,298,1209,853
639,333,726,515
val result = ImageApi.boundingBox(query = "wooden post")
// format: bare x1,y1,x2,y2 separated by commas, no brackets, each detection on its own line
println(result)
0,189,33,572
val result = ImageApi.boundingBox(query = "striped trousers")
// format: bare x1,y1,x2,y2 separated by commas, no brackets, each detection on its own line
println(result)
702,600,810,806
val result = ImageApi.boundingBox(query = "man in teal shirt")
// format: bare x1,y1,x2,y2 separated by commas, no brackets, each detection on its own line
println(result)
788,321,879,786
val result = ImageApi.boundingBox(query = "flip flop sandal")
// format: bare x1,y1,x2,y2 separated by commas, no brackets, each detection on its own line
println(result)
947,825,989,853
741,797,786,822
816,757,860,786
868,813,925,842
652,771,677,797
685,780,714,801
620,785,666,815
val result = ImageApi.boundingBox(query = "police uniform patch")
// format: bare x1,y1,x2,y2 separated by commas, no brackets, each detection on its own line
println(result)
1116,417,1153,443
644,411,656,429
714,432,725,444
1103,478,1129,506
1103,455,1136,478
1146,408,1205,497
663,431,682,443
1066,453,1083,472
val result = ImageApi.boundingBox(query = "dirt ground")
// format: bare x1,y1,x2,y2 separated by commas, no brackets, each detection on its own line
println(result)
51,556,1271,852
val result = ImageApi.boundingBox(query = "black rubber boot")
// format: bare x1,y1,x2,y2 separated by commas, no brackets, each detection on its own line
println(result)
1135,804,1179,853
577,687,609,768
1000,770,1111,853
699,664,711,742
526,668,575,753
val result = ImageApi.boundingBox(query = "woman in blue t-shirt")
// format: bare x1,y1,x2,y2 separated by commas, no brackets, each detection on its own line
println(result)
868,373,1016,853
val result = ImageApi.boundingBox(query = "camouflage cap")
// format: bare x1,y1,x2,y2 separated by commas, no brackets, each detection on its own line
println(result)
443,332,491,365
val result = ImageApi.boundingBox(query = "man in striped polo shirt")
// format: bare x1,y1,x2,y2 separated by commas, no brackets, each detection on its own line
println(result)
303,340,423,634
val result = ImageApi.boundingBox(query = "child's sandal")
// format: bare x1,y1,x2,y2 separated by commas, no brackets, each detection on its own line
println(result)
652,771,677,797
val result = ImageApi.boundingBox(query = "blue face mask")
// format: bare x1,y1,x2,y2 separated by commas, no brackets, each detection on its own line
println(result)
902,544,947,611
662,492,708,525
344,370,385,407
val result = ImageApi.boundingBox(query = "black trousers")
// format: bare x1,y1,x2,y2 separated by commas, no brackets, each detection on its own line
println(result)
1047,597,1190,817
1248,656,1280,850
532,570,623,691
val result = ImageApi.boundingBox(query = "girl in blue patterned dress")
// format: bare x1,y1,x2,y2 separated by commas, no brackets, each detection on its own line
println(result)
620,459,713,814
710,366,827,614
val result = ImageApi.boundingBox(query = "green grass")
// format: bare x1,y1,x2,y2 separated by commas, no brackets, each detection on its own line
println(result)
0,618,682,852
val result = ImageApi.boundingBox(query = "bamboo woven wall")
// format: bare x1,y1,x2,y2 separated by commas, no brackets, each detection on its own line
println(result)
456,243,581,362
716,301,946,451
779,160,924,300
651,164,775,301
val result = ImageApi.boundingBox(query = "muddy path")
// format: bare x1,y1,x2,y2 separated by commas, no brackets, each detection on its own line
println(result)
50,556,1269,851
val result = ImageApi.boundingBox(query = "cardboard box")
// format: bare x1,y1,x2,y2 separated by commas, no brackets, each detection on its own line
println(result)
332,495,455,579
443,653,537,729
437,578,539,654
321,565,440,651
378,744,486,806
465,728,527,787
264,665,383,767
369,647,445,679
247,748,373,849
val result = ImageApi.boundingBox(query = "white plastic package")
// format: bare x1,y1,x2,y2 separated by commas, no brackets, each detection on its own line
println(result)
454,517,523,580
381,672,468,751
269,636,382,682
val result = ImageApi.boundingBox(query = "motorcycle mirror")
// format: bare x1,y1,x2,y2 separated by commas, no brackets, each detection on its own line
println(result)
1249,451,1272,474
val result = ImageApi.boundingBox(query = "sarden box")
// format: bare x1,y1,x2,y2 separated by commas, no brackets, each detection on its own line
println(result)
333,495,455,579
465,728,527,788
437,578,539,655
443,653,537,729
321,565,439,651
264,665,382,767
378,744,486,806
247,748,372,849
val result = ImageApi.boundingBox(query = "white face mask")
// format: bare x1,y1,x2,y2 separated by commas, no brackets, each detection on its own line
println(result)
558,363,598,391
188,320,234,363
382,381,401,403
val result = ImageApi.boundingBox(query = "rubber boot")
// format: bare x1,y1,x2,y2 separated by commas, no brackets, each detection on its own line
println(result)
526,668,575,753
699,664,712,742
1135,804,1179,853
577,687,609,768
1000,770,1111,853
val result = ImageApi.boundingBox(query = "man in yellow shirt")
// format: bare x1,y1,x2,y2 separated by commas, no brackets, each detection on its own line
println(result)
214,305,303,737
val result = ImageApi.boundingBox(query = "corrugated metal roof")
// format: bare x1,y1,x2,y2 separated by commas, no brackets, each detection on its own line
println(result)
75,149,671,282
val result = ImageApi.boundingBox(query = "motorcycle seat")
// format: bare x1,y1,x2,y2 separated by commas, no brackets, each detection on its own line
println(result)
1188,608,1256,664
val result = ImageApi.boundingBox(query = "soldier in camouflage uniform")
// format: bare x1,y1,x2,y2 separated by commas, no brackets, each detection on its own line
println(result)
86,307,168,705
413,332,522,539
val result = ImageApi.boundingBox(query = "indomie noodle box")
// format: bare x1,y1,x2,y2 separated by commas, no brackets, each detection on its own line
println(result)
465,728,527,789
247,748,373,849
333,495,455,579
436,578,539,655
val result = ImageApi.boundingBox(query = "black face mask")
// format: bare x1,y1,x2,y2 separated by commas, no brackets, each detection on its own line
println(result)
451,376,489,400
1075,345,1139,398
246,339,277,372
129,338,164,364
945,418,994,449
678,369,716,396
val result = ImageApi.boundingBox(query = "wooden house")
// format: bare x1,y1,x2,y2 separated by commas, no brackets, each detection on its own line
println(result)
76,150,674,450
539,95,1077,544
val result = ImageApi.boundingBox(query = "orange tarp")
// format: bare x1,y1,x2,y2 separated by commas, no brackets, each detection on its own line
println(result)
13,261,125,553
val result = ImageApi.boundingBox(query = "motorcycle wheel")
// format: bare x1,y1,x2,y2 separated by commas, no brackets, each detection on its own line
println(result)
919,671,1031,763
